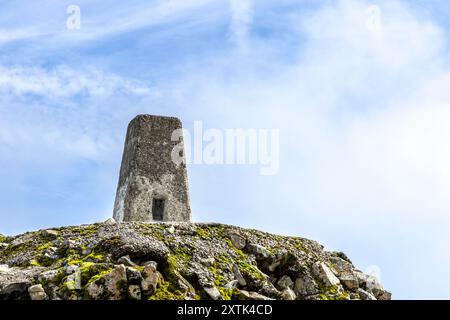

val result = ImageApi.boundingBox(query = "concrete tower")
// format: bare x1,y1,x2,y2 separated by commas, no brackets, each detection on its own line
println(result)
113,115,191,222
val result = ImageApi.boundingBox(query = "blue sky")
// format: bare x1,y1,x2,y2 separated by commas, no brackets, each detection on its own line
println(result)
1,0,450,299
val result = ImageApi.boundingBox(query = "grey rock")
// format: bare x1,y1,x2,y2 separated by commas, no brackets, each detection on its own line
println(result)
339,274,359,290
46,284,62,300
28,284,48,300
37,269,60,283
141,263,160,296
258,281,282,300
224,280,239,290
128,285,141,300
233,264,247,286
276,275,294,290
42,229,59,239
126,267,142,285
228,232,246,250
64,265,80,275
198,257,215,267
248,243,270,259
117,255,136,267
0,243,8,249
86,264,128,300
142,261,158,268
65,272,82,290
166,225,175,234
204,286,222,300
237,290,274,300
281,287,296,300
0,265,9,273
312,262,340,287
104,218,116,225
372,288,392,300
330,256,353,276
358,288,377,300
295,274,319,296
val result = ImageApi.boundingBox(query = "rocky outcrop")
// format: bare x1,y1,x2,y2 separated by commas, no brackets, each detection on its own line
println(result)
0,223,391,300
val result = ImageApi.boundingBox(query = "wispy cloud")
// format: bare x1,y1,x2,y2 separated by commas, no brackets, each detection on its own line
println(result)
0,65,151,98
229,0,253,53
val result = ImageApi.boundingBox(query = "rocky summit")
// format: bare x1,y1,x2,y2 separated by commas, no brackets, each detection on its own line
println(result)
0,221,391,300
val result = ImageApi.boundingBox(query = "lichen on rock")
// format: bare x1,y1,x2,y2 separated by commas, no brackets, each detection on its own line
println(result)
0,222,391,300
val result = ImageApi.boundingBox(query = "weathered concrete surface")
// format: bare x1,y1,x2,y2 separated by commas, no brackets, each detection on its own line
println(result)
113,115,191,223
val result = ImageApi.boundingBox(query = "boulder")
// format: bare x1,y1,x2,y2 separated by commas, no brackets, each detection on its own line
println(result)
103,218,116,225
28,284,48,300
228,233,246,250
85,265,127,300
224,280,239,290
312,262,340,287
259,281,283,300
128,285,141,300
41,229,59,239
232,264,247,286
117,255,136,267
236,290,274,300
329,256,353,276
37,269,61,284
339,274,359,291
281,287,296,300
126,267,142,285
248,244,270,259
141,263,160,296
204,286,222,300
276,275,294,290
357,288,376,300
295,274,319,296
372,288,392,300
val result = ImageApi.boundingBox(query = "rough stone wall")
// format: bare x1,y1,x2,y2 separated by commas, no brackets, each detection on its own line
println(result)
113,115,191,222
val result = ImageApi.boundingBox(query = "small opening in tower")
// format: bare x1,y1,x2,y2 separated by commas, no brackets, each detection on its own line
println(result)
152,198,165,221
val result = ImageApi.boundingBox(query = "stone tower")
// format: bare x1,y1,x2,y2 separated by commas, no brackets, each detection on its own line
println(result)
113,115,191,222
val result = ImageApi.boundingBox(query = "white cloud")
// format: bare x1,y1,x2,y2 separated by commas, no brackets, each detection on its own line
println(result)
229,0,253,53
0,65,151,98
162,0,450,298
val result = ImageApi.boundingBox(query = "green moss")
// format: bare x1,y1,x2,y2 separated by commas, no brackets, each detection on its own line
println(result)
82,252,105,263
30,259,41,267
292,239,309,253
235,261,265,281
195,227,211,239
148,277,186,300
1,242,29,261
0,234,9,243
37,242,52,252
195,225,226,239
86,268,113,285
223,238,247,260
173,247,192,264
137,224,166,241
70,225,99,237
